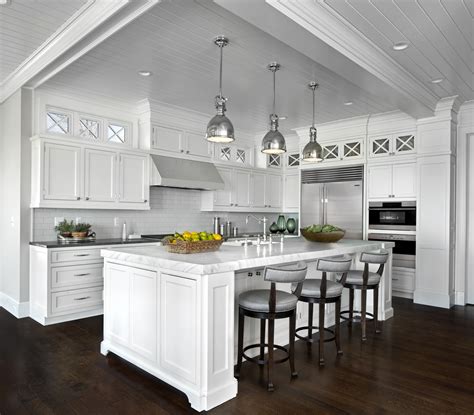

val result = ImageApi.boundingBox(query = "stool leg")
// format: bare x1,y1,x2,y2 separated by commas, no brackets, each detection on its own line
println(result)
260,319,266,364
318,301,325,366
361,288,367,342
235,308,245,378
335,297,343,355
348,289,354,327
267,316,275,391
289,311,297,377
308,302,314,345
374,286,381,334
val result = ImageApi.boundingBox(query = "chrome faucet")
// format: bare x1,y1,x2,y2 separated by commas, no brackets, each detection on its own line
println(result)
246,214,268,241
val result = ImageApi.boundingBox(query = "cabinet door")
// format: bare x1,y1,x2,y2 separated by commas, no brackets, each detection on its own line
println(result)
265,174,282,209
251,172,266,208
185,131,210,158
368,165,393,199
235,170,251,207
152,125,183,154
214,167,233,207
392,163,416,198
130,268,157,362
84,149,116,202
284,173,300,210
369,136,391,158
43,142,82,201
119,153,149,204
394,134,416,155
322,143,339,161
342,140,363,160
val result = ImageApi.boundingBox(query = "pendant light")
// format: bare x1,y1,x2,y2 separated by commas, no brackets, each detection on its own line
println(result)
261,62,286,154
302,82,323,162
206,36,234,143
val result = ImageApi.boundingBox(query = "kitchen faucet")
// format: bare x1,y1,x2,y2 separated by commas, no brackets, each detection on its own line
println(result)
246,214,268,241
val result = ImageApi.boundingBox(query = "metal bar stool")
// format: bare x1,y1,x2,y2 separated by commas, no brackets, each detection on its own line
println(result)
235,262,307,391
294,256,352,366
339,250,389,341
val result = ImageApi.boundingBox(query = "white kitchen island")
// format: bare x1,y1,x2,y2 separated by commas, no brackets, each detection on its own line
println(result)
100,238,394,411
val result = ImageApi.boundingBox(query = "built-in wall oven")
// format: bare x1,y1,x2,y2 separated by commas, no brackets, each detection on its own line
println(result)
368,201,416,269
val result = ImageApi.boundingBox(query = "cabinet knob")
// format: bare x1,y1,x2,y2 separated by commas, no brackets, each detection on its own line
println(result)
85,197,90,201
230,203,234,206
235,203,238,206
144,199,148,203
76,197,81,200
180,149,184,153
186,150,190,154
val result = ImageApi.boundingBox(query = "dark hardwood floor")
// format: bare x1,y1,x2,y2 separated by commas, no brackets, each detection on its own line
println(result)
1,298,474,414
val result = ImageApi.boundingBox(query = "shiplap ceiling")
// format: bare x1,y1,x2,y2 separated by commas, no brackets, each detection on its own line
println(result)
320,0,473,104
0,0,87,82
41,0,398,135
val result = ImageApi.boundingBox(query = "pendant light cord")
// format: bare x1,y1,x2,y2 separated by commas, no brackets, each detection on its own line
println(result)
219,44,223,99
273,69,276,114
312,86,315,127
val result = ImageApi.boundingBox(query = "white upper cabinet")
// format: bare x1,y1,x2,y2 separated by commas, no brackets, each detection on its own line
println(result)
321,138,364,163
84,149,116,203
234,170,251,207
152,125,210,159
213,167,233,207
283,172,300,212
368,162,416,200
119,153,149,204
369,134,416,158
31,137,150,210
265,174,282,209
251,172,266,208
43,143,82,201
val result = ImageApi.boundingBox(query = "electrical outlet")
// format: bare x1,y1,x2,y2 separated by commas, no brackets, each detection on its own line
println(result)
54,217,64,226
114,217,120,227
75,217,82,224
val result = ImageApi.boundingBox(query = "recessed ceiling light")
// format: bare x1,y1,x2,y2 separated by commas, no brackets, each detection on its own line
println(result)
431,78,444,84
392,42,409,51
344,101,353,106
138,70,152,77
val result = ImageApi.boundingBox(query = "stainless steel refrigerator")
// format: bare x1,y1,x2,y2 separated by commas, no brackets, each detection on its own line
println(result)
300,165,364,239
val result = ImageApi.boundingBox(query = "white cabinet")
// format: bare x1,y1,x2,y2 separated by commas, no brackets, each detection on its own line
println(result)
251,172,266,208
152,125,210,159
265,174,282,209
234,170,251,207
43,142,82,201
321,139,364,163
369,134,416,158
283,172,300,212
368,162,416,199
31,137,150,210
214,166,234,207
84,149,116,202
119,153,149,204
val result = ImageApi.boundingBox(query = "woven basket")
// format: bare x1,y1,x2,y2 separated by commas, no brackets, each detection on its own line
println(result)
300,228,345,243
166,239,223,254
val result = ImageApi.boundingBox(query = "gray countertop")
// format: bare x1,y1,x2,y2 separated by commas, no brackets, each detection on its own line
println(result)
29,238,162,249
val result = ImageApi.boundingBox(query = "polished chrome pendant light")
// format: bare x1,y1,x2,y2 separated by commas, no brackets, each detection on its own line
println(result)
261,62,286,154
302,81,323,162
206,36,234,143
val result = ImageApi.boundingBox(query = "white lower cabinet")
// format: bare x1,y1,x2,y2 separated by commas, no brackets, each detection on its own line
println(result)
31,136,150,210
368,162,416,199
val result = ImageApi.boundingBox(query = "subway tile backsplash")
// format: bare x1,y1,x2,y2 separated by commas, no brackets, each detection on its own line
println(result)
33,187,299,241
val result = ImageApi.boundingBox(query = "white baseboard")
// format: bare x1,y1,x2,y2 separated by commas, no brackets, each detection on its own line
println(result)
0,292,30,318
454,291,465,306
393,290,414,300
413,290,452,309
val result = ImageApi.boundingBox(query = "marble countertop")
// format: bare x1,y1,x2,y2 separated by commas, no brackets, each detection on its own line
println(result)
101,238,395,275
30,238,162,248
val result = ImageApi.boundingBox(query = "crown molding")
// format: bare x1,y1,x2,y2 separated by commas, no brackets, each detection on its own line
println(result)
266,0,439,118
0,0,159,104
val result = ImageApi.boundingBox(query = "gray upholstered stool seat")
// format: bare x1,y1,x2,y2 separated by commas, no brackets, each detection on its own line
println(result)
298,279,343,298
344,270,381,286
239,290,298,313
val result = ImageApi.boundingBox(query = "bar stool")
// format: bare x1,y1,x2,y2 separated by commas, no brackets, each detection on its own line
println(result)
294,256,352,366
235,262,307,391
339,250,389,341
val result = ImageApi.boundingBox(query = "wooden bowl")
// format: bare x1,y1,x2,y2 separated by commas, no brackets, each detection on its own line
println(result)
300,228,345,243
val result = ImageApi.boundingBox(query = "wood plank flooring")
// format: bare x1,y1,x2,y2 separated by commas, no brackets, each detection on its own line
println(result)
1,298,473,414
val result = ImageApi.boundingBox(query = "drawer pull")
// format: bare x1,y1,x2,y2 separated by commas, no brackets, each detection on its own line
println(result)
392,278,399,281
74,296,91,301
74,273,91,277
74,254,90,257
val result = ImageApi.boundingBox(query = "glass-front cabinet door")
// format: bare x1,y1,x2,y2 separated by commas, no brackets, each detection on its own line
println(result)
343,140,363,160
394,134,416,155
369,136,391,158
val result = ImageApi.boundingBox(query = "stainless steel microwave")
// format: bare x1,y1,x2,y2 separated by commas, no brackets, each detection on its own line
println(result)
368,201,416,231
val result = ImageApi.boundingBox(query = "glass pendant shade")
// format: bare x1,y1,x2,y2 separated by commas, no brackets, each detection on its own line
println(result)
302,82,323,162
206,36,234,143
261,62,286,154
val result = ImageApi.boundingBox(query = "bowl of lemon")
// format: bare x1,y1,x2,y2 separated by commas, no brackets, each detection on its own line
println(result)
164,231,223,254
300,224,345,243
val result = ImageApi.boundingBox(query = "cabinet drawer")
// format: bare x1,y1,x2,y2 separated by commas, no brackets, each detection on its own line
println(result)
51,286,103,315
392,268,415,292
51,263,103,290
51,248,102,263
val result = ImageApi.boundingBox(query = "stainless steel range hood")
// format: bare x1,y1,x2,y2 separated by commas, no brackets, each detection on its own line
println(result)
150,155,225,190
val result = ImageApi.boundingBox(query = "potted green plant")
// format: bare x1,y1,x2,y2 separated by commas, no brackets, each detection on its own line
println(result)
54,219,75,238
72,223,92,238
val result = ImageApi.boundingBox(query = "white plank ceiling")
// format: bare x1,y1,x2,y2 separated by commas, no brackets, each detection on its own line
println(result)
41,0,398,135
321,0,473,104
0,0,87,83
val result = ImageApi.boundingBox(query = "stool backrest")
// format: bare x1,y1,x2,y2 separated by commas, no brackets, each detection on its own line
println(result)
316,256,352,299
360,250,389,265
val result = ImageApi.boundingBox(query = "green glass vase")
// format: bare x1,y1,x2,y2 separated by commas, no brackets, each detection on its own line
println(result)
277,215,286,233
286,218,296,234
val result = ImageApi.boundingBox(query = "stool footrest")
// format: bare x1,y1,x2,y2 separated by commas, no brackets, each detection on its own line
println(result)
242,343,290,366
340,310,375,322
295,326,336,343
